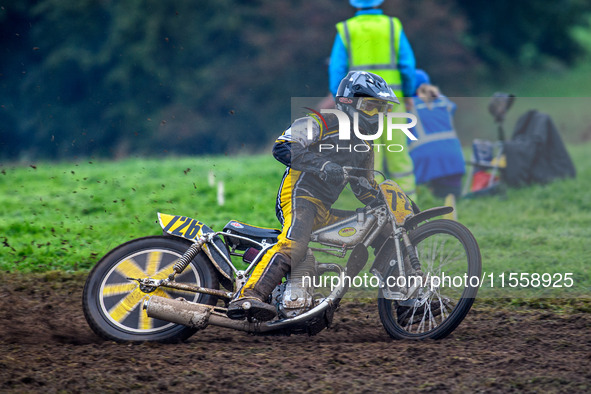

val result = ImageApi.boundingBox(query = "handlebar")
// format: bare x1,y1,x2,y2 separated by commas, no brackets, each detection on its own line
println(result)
342,166,372,188
342,166,385,208
318,166,385,207
342,166,386,182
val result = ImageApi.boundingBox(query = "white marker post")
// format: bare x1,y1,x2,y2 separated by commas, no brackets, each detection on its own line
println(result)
208,170,215,187
217,181,225,206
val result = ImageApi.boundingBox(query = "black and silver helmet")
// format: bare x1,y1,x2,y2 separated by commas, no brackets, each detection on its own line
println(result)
335,71,400,132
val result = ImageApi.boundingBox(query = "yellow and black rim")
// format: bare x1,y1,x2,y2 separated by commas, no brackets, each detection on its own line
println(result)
98,249,200,333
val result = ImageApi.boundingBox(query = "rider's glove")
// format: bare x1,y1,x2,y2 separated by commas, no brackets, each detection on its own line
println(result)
320,162,345,186
367,194,386,208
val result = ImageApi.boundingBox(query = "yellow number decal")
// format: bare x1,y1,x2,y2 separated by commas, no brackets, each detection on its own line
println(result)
379,181,414,225
158,213,204,240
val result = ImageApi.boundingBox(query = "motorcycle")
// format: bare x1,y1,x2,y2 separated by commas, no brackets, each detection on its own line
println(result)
83,168,482,342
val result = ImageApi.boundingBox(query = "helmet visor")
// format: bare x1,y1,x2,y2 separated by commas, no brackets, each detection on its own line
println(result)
356,98,394,116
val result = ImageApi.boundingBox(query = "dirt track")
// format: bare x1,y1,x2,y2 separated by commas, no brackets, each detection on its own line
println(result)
1,272,590,393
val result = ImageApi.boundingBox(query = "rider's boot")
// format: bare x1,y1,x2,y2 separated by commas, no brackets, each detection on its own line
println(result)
227,252,291,321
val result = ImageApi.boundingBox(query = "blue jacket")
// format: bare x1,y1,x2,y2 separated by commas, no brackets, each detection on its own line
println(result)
329,9,415,97
408,96,466,184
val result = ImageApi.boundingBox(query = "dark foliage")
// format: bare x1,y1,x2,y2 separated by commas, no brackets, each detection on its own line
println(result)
0,0,588,160
456,0,591,68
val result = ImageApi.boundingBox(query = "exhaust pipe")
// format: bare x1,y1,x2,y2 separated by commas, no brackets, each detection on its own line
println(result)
145,263,347,333
145,294,337,333
145,296,267,332
144,296,212,329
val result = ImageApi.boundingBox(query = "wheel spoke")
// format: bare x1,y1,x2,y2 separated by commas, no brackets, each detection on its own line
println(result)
115,258,146,279
428,300,438,329
152,261,177,280
437,294,447,320
102,282,137,297
108,287,146,323
416,306,427,333
145,251,162,276
138,304,152,330
438,249,464,270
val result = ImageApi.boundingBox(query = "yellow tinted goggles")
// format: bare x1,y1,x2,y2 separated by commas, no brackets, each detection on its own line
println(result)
356,98,394,116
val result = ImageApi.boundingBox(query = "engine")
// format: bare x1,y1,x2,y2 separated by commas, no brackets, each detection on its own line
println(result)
272,250,316,318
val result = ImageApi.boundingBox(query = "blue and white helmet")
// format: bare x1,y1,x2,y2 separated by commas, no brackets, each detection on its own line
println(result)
336,71,399,105
335,71,399,132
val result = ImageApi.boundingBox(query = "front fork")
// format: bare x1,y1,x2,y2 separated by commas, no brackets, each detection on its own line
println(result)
400,230,423,275
389,225,425,300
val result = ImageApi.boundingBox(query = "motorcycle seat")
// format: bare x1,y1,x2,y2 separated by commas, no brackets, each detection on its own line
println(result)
222,220,280,250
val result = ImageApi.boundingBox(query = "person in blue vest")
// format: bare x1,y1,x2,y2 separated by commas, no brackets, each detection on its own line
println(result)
407,69,466,198
329,0,417,196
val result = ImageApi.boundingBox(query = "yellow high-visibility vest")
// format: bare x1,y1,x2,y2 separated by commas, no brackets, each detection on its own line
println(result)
336,15,415,196
336,14,404,98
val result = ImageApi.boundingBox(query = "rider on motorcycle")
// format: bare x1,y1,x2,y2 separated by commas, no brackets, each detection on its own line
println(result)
227,71,400,321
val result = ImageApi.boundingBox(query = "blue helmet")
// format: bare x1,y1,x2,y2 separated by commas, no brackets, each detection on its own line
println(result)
350,0,384,8
414,69,431,93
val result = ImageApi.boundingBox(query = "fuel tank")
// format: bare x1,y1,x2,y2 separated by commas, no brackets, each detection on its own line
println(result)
311,210,377,247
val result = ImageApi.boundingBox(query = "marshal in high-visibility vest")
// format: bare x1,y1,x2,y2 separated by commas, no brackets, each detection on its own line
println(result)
331,6,416,196
336,15,404,95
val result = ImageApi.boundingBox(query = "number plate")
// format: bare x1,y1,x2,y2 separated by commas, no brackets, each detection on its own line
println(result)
158,213,205,240
379,180,414,226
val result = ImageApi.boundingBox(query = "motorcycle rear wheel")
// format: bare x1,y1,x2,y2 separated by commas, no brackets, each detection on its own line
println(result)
83,236,219,343
378,219,481,340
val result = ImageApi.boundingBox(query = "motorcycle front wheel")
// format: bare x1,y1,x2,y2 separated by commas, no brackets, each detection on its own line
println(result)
378,219,481,340
83,236,219,343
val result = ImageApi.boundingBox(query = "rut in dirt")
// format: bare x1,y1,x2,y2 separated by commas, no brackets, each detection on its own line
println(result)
1,272,590,392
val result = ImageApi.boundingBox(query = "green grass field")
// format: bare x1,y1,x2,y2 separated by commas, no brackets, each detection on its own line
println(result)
0,154,284,271
2,60,591,300
1,142,589,300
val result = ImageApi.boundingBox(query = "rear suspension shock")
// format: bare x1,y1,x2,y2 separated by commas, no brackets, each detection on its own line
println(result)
168,238,206,281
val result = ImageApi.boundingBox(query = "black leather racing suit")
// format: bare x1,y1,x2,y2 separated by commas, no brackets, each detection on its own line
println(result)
238,112,380,301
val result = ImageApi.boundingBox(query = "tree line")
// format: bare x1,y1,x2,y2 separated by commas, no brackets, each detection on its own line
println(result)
1,0,589,160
